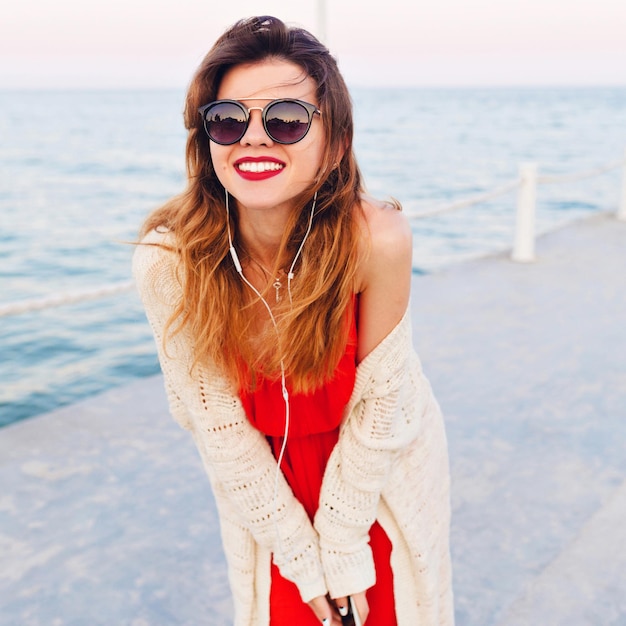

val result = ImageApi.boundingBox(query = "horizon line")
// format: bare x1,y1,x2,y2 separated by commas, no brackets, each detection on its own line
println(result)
2,82,626,92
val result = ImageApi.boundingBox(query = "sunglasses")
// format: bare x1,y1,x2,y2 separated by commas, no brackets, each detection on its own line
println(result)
198,98,322,145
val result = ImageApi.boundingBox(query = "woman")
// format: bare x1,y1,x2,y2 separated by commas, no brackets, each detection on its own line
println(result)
133,16,453,626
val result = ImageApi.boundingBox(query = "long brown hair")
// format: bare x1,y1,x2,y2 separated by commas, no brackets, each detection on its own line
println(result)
140,16,364,393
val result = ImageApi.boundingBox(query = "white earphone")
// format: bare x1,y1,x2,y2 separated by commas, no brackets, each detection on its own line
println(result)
226,189,317,304
225,189,317,572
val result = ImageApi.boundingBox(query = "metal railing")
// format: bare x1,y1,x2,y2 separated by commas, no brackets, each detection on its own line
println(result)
511,151,626,262
1,150,625,318
406,149,626,263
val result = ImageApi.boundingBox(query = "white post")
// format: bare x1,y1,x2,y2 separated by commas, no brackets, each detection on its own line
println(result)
317,0,327,43
618,148,626,221
512,163,538,262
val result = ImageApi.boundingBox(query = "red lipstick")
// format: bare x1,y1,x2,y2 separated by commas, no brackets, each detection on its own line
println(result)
234,156,285,181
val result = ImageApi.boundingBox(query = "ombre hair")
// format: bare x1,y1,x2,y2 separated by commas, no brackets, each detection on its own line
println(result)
140,15,364,392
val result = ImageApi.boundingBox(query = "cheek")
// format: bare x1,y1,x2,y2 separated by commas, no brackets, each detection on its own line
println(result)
209,145,230,181
209,144,223,168
308,133,326,170
296,139,325,173
309,146,326,178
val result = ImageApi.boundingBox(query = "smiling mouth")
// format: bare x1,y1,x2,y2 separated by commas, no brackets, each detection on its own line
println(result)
236,161,284,173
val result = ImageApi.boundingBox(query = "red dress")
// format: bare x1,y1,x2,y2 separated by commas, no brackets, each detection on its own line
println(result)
240,306,398,625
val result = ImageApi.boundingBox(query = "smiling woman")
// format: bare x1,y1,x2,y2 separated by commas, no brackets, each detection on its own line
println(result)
132,15,453,626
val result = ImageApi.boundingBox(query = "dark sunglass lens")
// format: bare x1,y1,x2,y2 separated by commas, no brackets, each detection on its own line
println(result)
205,102,247,144
265,101,311,144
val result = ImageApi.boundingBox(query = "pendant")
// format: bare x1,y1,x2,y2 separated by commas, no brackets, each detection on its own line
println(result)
273,278,282,303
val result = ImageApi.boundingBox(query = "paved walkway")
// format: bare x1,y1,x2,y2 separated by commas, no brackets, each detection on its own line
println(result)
1,213,625,625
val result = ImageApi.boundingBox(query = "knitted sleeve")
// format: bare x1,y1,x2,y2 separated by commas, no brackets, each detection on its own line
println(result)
314,310,427,598
132,230,327,603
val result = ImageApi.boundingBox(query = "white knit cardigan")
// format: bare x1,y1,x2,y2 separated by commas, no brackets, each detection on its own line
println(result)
133,229,454,625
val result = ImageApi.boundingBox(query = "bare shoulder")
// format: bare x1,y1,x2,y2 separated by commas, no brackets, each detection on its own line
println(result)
354,195,413,360
359,194,411,239
356,195,413,289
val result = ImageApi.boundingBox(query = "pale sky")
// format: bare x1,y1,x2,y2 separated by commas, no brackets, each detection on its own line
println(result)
1,0,625,89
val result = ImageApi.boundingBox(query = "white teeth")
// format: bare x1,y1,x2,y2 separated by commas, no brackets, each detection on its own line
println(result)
237,161,284,173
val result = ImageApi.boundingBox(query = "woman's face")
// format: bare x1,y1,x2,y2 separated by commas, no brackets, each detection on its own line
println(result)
209,58,324,218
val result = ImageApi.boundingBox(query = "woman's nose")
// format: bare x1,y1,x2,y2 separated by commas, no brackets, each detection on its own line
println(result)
240,108,273,146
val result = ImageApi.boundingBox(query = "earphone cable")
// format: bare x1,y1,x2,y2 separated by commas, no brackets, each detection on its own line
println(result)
225,190,299,574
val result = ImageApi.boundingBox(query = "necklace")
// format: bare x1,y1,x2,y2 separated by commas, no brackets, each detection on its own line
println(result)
250,258,284,303
225,189,318,308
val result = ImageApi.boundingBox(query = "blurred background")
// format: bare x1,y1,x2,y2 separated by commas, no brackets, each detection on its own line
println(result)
2,0,625,88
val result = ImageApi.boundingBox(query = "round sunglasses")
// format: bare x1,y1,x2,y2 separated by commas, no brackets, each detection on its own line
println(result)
198,98,322,145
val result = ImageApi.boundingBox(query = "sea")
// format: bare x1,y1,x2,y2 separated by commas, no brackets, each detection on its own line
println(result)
1,86,625,427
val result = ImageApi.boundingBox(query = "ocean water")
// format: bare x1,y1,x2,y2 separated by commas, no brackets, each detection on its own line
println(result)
1,87,625,427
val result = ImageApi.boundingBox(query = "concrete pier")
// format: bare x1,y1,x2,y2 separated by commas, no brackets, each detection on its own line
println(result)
1,213,625,625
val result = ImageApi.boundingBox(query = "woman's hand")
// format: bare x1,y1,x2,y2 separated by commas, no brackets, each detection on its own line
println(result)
308,595,342,625
333,591,370,624
308,591,370,624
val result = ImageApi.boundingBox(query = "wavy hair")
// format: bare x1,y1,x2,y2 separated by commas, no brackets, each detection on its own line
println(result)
140,16,364,393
